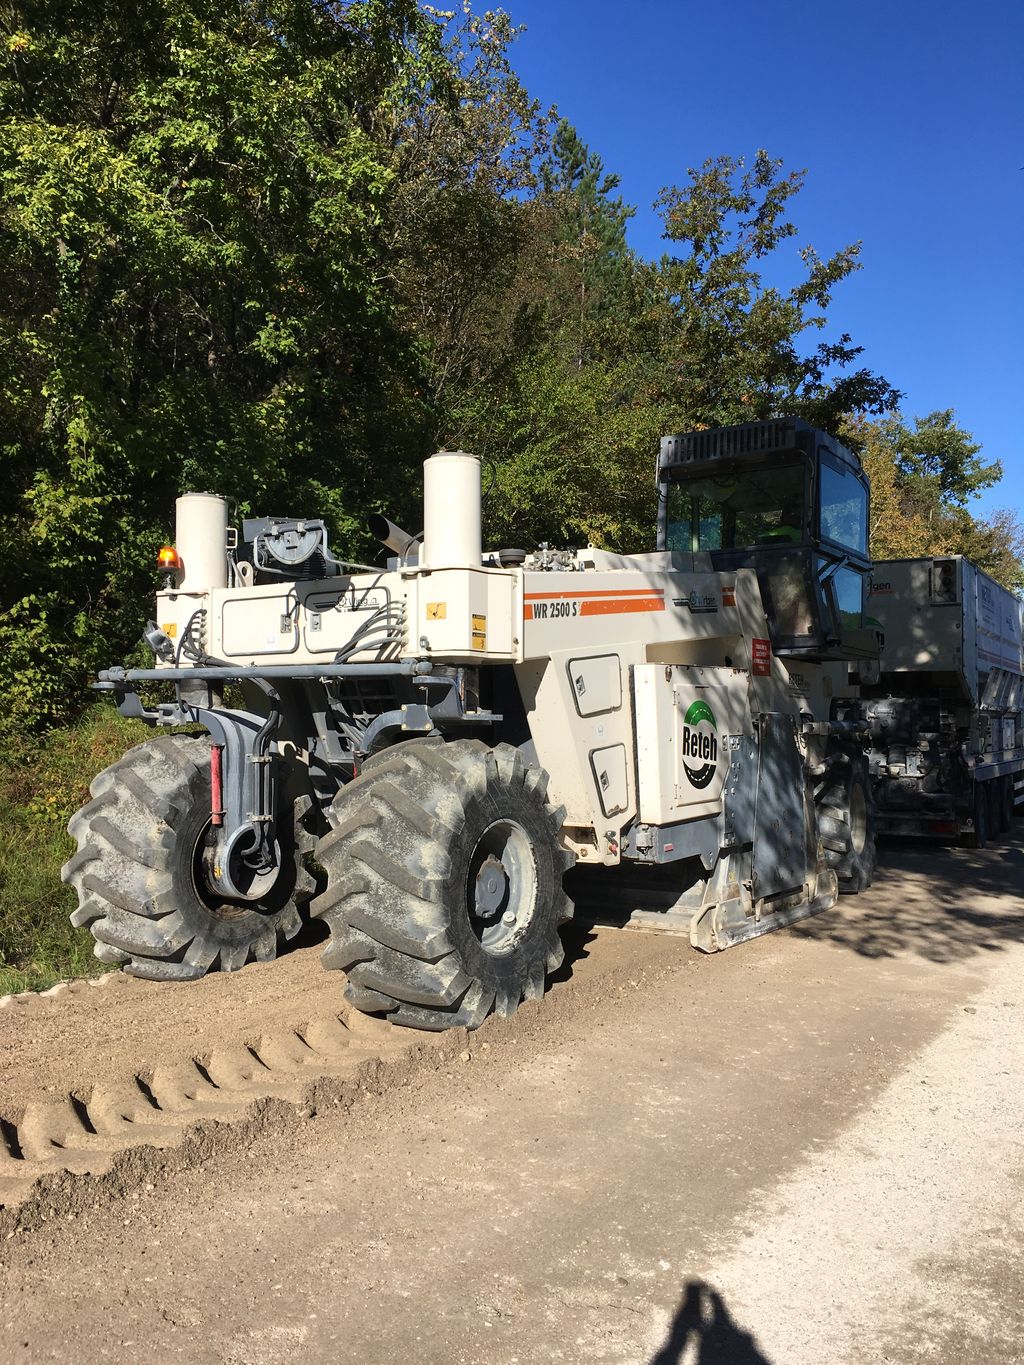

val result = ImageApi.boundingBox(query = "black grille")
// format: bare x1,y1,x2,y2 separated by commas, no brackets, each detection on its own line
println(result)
660,418,804,468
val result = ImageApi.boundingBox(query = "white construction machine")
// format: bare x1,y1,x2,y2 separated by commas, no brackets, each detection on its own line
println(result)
65,418,878,1029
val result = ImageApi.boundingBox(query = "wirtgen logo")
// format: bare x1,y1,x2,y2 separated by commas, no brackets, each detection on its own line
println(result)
682,699,718,789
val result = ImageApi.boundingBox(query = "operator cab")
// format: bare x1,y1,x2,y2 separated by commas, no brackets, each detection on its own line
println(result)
657,418,873,659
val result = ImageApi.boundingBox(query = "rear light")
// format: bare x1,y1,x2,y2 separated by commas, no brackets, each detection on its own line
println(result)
158,546,182,572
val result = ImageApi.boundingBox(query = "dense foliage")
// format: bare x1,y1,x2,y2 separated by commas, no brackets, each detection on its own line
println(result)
1,0,1018,735
848,412,1024,590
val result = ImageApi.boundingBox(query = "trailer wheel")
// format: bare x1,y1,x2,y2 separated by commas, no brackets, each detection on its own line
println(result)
311,739,575,1030
817,751,876,894
63,735,314,980
996,776,1013,835
968,781,989,849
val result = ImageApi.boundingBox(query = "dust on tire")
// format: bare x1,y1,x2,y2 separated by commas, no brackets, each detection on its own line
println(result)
311,739,575,1030
817,748,877,894
62,734,314,980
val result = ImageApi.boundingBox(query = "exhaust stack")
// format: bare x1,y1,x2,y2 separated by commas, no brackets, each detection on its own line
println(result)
367,513,419,563
422,451,481,569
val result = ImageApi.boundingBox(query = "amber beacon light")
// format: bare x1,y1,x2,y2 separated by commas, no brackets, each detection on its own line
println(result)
157,545,182,571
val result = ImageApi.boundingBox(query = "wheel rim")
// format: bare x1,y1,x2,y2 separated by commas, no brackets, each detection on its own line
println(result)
849,782,868,856
192,821,278,921
466,819,537,955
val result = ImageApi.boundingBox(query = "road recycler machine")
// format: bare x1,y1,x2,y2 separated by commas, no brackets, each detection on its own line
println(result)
64,418,880,1030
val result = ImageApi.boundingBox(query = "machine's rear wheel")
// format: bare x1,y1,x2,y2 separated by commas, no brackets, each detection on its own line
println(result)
995,776,1013,835
311,739,574,1030
968,781,990,849
817,750,876,894
63,735,314,980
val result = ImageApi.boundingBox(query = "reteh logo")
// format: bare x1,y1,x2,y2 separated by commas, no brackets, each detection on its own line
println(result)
672,590,718,614
682,698,718,789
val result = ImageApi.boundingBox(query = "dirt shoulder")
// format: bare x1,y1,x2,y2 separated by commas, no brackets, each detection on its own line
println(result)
1,835,1022,1363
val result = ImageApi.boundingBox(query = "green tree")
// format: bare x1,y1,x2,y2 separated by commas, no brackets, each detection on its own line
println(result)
459,149,901,554
385,6,549,412
848,412,1023,591
888,408,1001,508
653,151,902,431
0,0,466,732
538,119,637,347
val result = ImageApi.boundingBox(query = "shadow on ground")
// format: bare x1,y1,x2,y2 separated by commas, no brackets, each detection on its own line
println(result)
282,831,1024,975
650,1280,773,1364
793,832,1024,964
548,920,596,985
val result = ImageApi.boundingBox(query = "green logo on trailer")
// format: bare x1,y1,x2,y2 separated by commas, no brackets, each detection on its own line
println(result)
682,699,718,789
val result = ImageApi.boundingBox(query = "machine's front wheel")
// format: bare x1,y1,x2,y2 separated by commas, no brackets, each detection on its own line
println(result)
63,735,314,980
817,751,876,894
312,740,575,1030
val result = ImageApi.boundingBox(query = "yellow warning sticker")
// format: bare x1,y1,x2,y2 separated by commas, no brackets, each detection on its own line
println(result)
426,602,447,620
161,622,178,638
471,614,487,651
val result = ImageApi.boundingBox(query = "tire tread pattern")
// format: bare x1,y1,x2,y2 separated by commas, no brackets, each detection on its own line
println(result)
62,735,313,979
311,740,574,1031
817,750,877,894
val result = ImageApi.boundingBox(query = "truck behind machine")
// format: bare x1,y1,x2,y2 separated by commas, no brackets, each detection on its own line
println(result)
844,556,1024,845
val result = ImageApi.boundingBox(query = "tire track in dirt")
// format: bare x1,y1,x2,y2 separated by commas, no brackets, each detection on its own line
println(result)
0,1002,419,1210
0,925,684,1225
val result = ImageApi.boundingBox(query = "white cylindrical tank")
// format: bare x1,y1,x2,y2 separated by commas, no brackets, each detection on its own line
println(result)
175,493,229,592
422,451,481,569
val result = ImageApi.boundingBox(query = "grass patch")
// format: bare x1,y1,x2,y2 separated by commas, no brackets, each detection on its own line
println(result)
0,705,152,994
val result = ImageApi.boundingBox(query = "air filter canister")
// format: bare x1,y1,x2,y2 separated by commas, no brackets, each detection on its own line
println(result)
422,451,482,569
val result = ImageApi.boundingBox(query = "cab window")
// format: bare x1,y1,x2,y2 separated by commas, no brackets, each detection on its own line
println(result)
819,457,868,554
666,463,806,552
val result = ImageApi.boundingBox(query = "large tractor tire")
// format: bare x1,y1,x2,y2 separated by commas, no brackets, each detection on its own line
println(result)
311,739,574,1031
968,780,989,849
816,749,876,894
993,775,1013,836
63,735,314,980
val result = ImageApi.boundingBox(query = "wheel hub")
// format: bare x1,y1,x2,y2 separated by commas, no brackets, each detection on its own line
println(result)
196,825,280,919
466,819,538,956
474,855,509,919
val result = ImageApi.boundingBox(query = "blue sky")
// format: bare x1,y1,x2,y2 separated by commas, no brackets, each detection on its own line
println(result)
503,0,1024,518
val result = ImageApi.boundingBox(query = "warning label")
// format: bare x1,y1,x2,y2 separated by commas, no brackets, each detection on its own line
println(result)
751,638,771,676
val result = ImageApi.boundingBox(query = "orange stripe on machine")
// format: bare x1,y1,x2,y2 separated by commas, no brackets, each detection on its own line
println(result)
580,596,665,616
524,590,665,621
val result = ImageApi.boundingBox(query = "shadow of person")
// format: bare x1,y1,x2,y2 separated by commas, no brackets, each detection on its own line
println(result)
650,1279,773,1365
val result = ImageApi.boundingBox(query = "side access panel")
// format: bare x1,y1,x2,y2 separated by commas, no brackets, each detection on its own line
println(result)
633,664,751,825
515,647,642,864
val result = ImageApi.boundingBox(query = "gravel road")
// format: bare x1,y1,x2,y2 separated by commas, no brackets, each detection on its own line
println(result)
1,834,1023,1364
